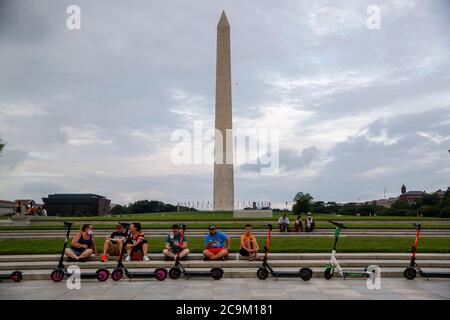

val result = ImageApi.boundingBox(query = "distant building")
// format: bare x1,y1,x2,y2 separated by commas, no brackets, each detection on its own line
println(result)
42,194,111,216
399,184,426,205
374,198,398,209
0,200,16,216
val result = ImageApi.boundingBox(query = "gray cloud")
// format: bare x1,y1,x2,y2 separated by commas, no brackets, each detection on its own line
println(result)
0,0,449,205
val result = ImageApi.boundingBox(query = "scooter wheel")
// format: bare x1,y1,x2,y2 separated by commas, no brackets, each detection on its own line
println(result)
404,267,417,280
155,268,167,281
111,268,124,281
324,268,333,280
169,267,181,279
257,267,269,280
211,268,224,280
96,268,110,282
11,271,23,282
300,268,313,281
51,269,64,282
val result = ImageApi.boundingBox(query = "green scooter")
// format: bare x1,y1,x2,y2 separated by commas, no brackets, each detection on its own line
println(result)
324,221,378,279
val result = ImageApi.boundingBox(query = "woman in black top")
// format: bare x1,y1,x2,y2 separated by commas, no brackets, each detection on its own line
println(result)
65,224,98,261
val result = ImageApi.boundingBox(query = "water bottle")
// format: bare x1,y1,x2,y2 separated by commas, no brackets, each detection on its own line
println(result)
235,252,239,260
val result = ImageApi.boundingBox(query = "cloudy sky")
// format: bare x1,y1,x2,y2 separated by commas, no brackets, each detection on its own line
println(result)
0,0,449,207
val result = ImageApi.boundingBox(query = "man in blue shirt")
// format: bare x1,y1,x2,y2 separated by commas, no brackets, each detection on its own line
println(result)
203,225,230,261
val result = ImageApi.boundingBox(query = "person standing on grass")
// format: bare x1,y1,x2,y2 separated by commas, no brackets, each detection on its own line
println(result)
15,202,21,216
239,224,259,261
203,225,230,261
65,224,98,262
163,224,190,261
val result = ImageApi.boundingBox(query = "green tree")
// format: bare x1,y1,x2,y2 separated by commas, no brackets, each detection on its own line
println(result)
0,139,5,154
292,192,313,215
111,204,129,215
440,207,450,218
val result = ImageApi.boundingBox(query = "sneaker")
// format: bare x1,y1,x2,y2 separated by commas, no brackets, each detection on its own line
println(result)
249,256,254,261
125,256,131,262
143,256,150,262
101,255,107,262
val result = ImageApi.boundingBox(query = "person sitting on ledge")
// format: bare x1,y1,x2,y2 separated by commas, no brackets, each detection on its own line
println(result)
239,224,259,261
65,224,98,262
101,223,128,262
125,222,150,262
278,213,290,232
203,225,230,261
163,224,190,261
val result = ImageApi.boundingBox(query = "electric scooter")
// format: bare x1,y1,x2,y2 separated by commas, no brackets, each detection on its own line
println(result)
0,271,23,283
51,222,110,282
169,225,224,280
404,223,450,280
324,221,377,280
111,222,167,281
257,224,313,281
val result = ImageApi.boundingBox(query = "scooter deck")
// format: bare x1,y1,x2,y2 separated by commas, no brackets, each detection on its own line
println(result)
420,272,450,279
125,272,161,279
342,272,371,278
272,271,305,278
184,271,217,277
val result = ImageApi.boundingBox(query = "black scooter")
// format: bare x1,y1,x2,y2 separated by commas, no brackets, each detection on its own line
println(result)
111,222,167,281
0,271,23,283
257,224,313,281
169,225,224,280
51,222,110,282
404,223,450,280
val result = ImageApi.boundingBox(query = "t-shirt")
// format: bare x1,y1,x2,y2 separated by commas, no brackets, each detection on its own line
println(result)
204,231,228,249
278,217,290,224
240,233,256,248
109,231,128,243
166,232,187,248
130,231,145,244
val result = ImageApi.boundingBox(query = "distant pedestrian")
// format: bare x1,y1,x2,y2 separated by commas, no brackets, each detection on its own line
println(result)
15,202,21,217
294,215,303,232
278,213,290,232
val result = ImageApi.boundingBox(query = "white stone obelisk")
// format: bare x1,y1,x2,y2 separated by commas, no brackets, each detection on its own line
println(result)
213,11,234,211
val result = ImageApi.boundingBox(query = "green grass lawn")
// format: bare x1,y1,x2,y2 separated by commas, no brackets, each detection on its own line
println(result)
1,223,450,231
0,237,449,255
24,212,450,222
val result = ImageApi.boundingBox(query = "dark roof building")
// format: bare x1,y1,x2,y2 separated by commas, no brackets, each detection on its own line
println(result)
399,185,426,205
42,194,111,217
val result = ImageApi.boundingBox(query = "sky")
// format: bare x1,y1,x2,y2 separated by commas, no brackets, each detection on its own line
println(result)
0,0,449,208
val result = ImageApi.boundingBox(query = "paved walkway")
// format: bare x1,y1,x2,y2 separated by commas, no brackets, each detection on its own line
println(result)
1,278,449,300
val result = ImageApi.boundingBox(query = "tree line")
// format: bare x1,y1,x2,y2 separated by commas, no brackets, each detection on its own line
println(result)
292,189,450,218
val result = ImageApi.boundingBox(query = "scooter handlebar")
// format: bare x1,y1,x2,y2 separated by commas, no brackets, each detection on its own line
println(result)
180,224,186,230
119,222,130,229
267,224,273,230
328,220,345,228
413,223,422,229
63,221,73,228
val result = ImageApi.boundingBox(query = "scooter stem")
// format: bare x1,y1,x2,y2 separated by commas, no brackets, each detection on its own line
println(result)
264,227,272,258
177,226,186,258
412,224,421,258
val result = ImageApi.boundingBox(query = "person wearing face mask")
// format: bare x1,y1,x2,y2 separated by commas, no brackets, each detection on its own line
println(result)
64,224,98,262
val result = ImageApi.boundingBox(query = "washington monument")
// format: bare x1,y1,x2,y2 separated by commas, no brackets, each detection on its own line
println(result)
213,11,234,211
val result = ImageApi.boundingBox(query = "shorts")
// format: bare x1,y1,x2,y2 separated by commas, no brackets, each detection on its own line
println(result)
68,248,87,256
207,248,226,255
239,248,250,256
107,243,121,256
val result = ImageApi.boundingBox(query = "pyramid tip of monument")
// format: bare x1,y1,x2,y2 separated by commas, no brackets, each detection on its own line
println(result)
218,10,229,27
